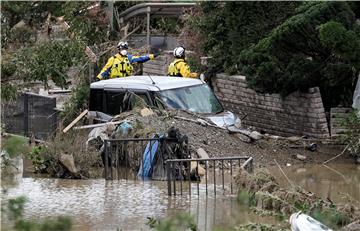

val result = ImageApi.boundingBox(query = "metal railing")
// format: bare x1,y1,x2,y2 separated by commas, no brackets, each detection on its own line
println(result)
103,137,189,180
166,156,254,196
103,137,254,197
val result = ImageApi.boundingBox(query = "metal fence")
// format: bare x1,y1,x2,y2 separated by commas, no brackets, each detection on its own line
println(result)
103,137,255,197
166,157,253,196
2,92,58,140
103,137,189,180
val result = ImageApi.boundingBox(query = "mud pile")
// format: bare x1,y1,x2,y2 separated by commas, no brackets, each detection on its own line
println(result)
101,106,351,167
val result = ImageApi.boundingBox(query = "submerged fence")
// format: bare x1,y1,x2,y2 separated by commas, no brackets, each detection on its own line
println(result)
166,156,253,196
103,137,254,196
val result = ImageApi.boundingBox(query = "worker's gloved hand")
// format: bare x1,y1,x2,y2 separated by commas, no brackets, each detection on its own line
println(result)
96,75,102,81
153,53,160,58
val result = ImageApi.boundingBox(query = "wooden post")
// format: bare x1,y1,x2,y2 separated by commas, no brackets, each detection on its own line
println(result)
62,109,88,133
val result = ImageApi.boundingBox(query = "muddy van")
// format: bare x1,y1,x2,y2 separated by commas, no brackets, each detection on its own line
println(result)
89,76,239,127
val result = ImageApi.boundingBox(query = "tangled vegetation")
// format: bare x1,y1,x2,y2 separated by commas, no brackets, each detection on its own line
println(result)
147,213,197,231
239,2,360,109
188,2,360,110
342,109,360,159
1,2,91,101
234,170,358,230
187,2,300,77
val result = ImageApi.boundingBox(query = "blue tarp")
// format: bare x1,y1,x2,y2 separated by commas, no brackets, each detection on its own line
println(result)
138,137,161,177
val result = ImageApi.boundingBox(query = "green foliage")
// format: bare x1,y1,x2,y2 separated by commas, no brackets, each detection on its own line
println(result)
17,40,87,88
63,2,108,45
28,145,47,173
1,137,29,184
1,84,18,101
147,213,197,231
1,40,87,101
9,26,36,45
190,2,299,76
2,137,29,158
1,2,65,48
311,206,349,228
4,196,72,231
61,83,90,126
150,17,182,35
239,2,360,109
342,109,360,159
237,190,255,207
7,197,27,221
233,223,288,231
1,1,95,101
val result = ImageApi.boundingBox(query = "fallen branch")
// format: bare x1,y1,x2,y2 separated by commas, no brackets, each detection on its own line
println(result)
2,132,46,144
74,120,123,130
273,159,294,188
174,115,226,130
322,164,350,184
323,144,349,164
63,109,88,133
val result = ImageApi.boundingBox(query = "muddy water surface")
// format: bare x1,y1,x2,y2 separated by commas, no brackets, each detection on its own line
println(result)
5,164,360,231
268,164,360,205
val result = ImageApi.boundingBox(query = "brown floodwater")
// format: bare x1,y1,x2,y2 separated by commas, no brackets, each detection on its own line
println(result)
267,164,360,205
3,163,360,231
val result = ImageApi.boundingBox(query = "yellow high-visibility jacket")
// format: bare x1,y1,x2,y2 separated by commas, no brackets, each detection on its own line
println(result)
97,53,155,80
167,59,198,78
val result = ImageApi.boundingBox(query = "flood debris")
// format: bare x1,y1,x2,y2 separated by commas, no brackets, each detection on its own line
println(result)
140,108,154,117
290,143,318,151
234,170,359,229
295,154,307,161
62,109,88,133
59,154,78,176
196,148,209,159
342,220,360,231
290,211,333,231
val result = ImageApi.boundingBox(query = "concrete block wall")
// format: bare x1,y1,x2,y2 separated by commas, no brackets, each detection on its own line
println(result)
213,73,330,138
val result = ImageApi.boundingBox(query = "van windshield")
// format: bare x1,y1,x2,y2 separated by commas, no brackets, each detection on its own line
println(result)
158,84,223,114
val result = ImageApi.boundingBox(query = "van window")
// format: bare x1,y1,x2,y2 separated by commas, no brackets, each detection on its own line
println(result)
105,91,126,115
99,91,152,115
89,89,103,111
159,84,223,114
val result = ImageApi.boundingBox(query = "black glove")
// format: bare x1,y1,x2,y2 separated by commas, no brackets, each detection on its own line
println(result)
153,53,160,58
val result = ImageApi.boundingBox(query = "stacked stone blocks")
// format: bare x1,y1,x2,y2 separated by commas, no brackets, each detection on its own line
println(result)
213,73,329,138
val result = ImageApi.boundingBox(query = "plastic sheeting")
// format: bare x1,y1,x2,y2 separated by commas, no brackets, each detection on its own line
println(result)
138,137,161,177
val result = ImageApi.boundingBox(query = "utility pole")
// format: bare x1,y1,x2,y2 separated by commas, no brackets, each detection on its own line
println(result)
107,1,114,33
146,6,151,53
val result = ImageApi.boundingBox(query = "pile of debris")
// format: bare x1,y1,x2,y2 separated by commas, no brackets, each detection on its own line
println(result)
234,170,360,230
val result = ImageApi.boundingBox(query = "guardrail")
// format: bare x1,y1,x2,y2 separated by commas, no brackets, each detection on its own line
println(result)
166,156,254,196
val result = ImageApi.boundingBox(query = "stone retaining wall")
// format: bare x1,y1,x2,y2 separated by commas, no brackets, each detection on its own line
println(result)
213,73,330,138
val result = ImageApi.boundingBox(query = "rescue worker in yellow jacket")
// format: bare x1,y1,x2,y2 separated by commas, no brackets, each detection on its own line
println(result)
168,46,198,78
97,41,157,80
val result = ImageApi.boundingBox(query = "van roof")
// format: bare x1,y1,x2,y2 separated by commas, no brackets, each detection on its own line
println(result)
90,76,204,91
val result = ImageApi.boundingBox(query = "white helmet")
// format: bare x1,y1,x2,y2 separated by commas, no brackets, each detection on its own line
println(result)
117,41,128,50
173,46,185,58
